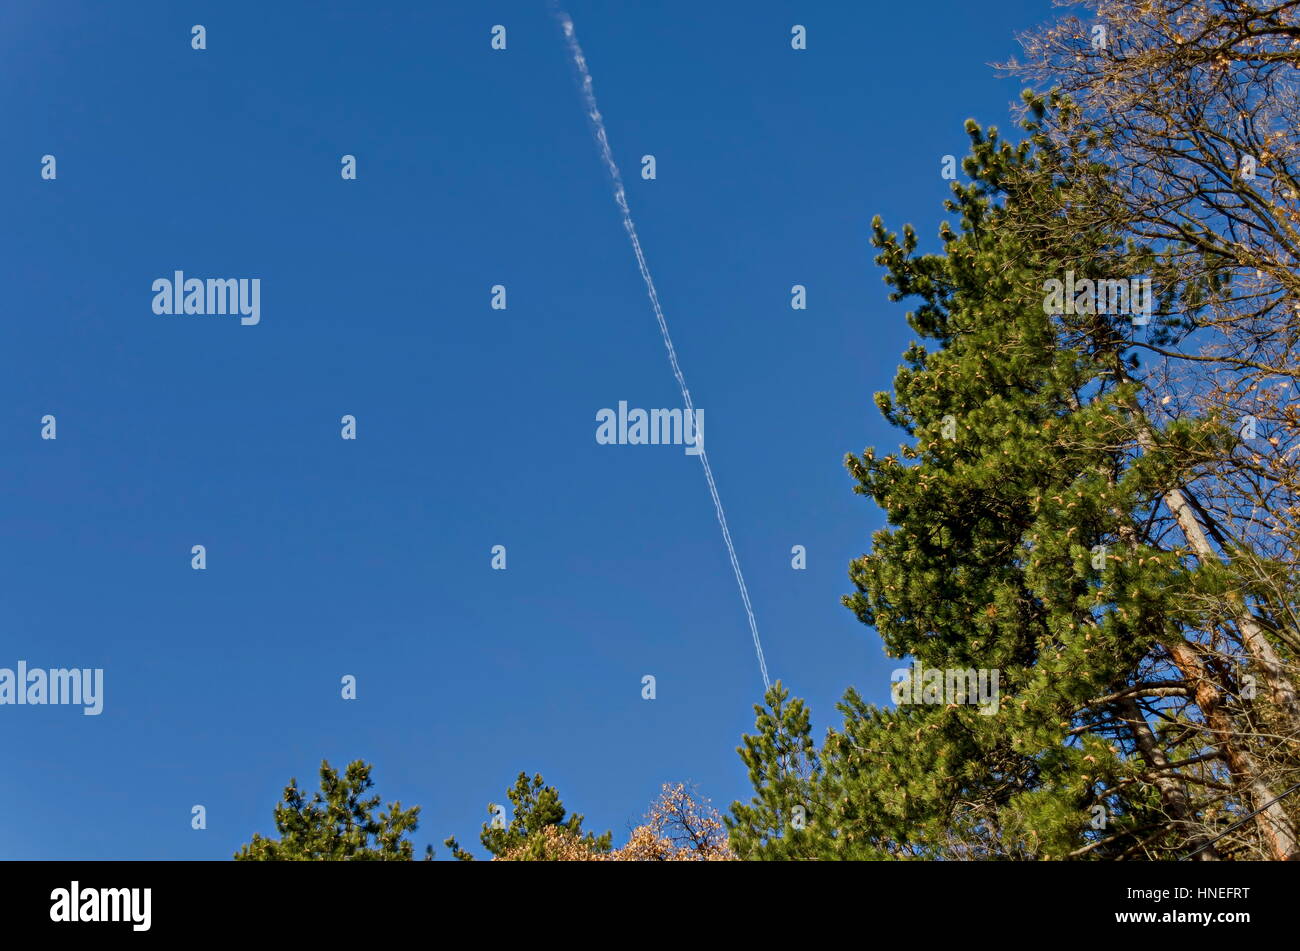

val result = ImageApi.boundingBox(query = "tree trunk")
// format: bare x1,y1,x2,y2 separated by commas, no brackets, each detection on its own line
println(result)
1166,638,1299,860
1115,696,1219,859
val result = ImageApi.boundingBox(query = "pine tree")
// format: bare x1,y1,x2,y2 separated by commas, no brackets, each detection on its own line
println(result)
730,96,1299,859
444,772,611,861
235,760,423,860
835,104,1181,858
725,682,828,859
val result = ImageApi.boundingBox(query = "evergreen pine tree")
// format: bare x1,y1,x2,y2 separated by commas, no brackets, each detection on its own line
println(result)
235,760,422,860
725,682,826,859
445,771,611,861
731,96,1299,859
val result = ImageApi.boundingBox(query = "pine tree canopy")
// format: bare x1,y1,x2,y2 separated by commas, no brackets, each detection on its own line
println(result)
235,760,422,861
728,95,1300,861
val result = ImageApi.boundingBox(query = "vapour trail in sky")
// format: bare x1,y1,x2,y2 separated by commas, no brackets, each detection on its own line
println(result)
555,10,772,689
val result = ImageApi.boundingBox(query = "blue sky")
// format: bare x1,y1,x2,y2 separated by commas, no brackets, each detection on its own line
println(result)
1,0,1056,858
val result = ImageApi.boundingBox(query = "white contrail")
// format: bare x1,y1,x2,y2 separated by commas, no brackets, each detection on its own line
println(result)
556,11,771,690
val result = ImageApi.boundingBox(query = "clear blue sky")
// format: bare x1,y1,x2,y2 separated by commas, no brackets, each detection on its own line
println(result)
1,0,1056,858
